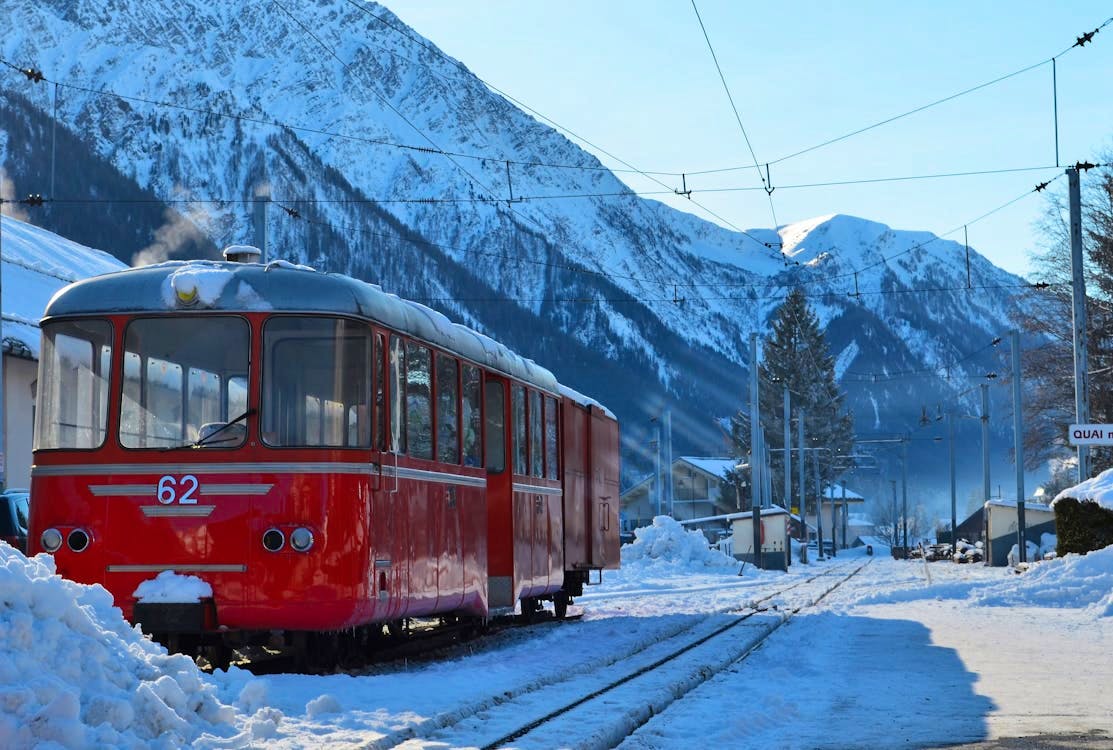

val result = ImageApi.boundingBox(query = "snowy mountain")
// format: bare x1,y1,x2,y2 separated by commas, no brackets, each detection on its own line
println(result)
0,1,1031,496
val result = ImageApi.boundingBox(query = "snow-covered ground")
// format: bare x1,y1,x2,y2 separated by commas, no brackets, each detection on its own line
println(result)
2,518,1113,749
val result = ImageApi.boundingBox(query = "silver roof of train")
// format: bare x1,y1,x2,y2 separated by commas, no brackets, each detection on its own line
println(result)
43,260,560,392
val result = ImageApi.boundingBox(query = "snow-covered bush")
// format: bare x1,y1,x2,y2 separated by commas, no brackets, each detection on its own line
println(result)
621,516,738,569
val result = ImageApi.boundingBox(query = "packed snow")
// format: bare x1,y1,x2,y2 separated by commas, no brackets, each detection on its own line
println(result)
133,571,214,604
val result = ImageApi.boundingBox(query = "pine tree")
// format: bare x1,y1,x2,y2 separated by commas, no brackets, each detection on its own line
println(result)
731,288,855,511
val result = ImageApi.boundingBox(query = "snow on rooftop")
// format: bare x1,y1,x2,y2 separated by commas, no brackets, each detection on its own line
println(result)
1054,466,1113,512
1,215,127,358
677,457,738,479
822,483,865,501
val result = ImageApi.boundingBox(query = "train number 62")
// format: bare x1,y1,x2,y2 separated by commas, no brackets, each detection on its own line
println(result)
157,475,200,505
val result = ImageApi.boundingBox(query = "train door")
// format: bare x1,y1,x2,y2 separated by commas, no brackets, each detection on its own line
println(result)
588,407,621,569
484,376,515,608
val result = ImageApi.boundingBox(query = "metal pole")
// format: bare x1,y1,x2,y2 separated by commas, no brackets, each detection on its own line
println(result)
0,212,5,491
841,483,848,551
653,421,661,517
798,409,807,563
949,411,957,546
1068,167,1091,481
750,333,762,569
981,384,991,505
1012,329,1026,563
664,410,674,516
783,385,791,510
890,479,898,548
253,187,269,263
901,435,909,550
814,452,824,559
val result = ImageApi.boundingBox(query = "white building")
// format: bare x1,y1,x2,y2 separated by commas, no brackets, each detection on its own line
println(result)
1,216,126,488
620,456,745,532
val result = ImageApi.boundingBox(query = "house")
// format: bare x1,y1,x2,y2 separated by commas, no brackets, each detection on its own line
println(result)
805,483,866,550
983,499,1056,567
1,216,126,489
620,456,746,531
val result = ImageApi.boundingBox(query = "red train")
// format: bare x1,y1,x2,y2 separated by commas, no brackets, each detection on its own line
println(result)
28,248,619,662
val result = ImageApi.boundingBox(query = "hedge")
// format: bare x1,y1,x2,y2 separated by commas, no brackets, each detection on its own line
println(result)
1053,497,1113,555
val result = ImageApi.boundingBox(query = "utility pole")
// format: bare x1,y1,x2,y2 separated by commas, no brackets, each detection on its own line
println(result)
253,186,270,263
1012,329,1027,563
750,333,762,569
798,409,807,563
664,410,674,516
901,435,909,550
948,411,956,546
981,384,991,506
1068,167,1091,481
0,212,5,492
653,420,661,517
890,479,898,548
814,452,824,559
783,385,791,512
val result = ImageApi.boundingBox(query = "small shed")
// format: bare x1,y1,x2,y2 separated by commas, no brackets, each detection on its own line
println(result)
730,506,792,571
984,499,1055,566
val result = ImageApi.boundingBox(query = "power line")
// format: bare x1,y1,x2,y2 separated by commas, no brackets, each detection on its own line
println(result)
689,0,777,227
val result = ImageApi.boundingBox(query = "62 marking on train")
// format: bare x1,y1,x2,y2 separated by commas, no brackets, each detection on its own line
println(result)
157,475,200,505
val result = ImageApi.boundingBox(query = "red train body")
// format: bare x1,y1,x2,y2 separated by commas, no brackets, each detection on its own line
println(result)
28,256,619,650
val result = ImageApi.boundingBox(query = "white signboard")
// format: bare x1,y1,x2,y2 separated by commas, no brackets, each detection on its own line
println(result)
1068,424,1113,446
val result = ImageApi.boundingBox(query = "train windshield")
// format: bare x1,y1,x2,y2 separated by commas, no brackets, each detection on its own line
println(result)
120,316,250,449
35,319,113,450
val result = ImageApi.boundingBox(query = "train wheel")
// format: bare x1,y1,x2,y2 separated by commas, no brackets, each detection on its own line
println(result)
553,591,570,620
520,597,542,623
204,641,233,672
386,619,404,640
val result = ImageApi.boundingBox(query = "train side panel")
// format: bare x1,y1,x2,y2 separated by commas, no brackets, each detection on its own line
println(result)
588,407,621,570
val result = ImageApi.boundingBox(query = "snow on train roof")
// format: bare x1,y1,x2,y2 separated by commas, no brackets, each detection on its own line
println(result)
43,259,559,392
558,384,616,420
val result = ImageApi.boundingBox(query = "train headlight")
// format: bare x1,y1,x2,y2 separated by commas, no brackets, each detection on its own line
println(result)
262,528,285,552
67,528,90,553
290,527,315,552
173,277,199,306
41,528,63,553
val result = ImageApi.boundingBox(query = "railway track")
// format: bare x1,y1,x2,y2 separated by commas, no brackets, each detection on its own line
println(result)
367,561,866,750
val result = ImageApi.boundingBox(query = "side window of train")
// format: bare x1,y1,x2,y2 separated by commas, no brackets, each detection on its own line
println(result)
436,354,459,464
529,389,543,478
484,381,505,474
462,365,482,467
374,333,385,451
512,385,527,475
405,341,433,460
389,336,406,453
261,317,370,448
545,395,559,480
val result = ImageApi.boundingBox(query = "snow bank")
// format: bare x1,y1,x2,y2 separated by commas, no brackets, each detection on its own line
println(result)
0,546,243,748
1053,466,1113,511
852,545,1113,617
621,516,738,569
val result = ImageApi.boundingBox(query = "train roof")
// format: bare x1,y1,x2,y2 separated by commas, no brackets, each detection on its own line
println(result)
43,260,559,393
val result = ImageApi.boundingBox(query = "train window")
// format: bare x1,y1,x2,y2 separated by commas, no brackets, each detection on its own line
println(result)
405,341,433,460
228,376,248,417
390,336,405,453
35,319,112,450
484,381,504,473
545,395,559,480
374,334,385,451
529,390,543,477
436,354,459,464
120,317,248,449
262,317,370,448
512,385,527,475
462,365,482,467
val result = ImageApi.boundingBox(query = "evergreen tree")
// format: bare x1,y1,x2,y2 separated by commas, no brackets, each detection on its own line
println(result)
730,288,855,511
1012,159,1113,475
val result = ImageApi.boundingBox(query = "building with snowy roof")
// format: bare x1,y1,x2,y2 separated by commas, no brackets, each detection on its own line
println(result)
0,216,126,488
620,456,747,532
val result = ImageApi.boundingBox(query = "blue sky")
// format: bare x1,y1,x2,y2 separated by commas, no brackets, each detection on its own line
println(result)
388,1,1113,277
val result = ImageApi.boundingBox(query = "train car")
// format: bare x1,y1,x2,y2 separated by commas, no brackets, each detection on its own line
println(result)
28,248,619,662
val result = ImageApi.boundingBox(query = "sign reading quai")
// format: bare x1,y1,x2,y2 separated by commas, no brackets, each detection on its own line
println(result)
1068,424,1113,446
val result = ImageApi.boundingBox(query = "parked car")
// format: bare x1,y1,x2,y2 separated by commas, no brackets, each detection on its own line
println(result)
0,489,30,554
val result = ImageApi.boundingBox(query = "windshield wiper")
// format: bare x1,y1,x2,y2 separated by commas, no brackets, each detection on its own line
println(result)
160,408,257,451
